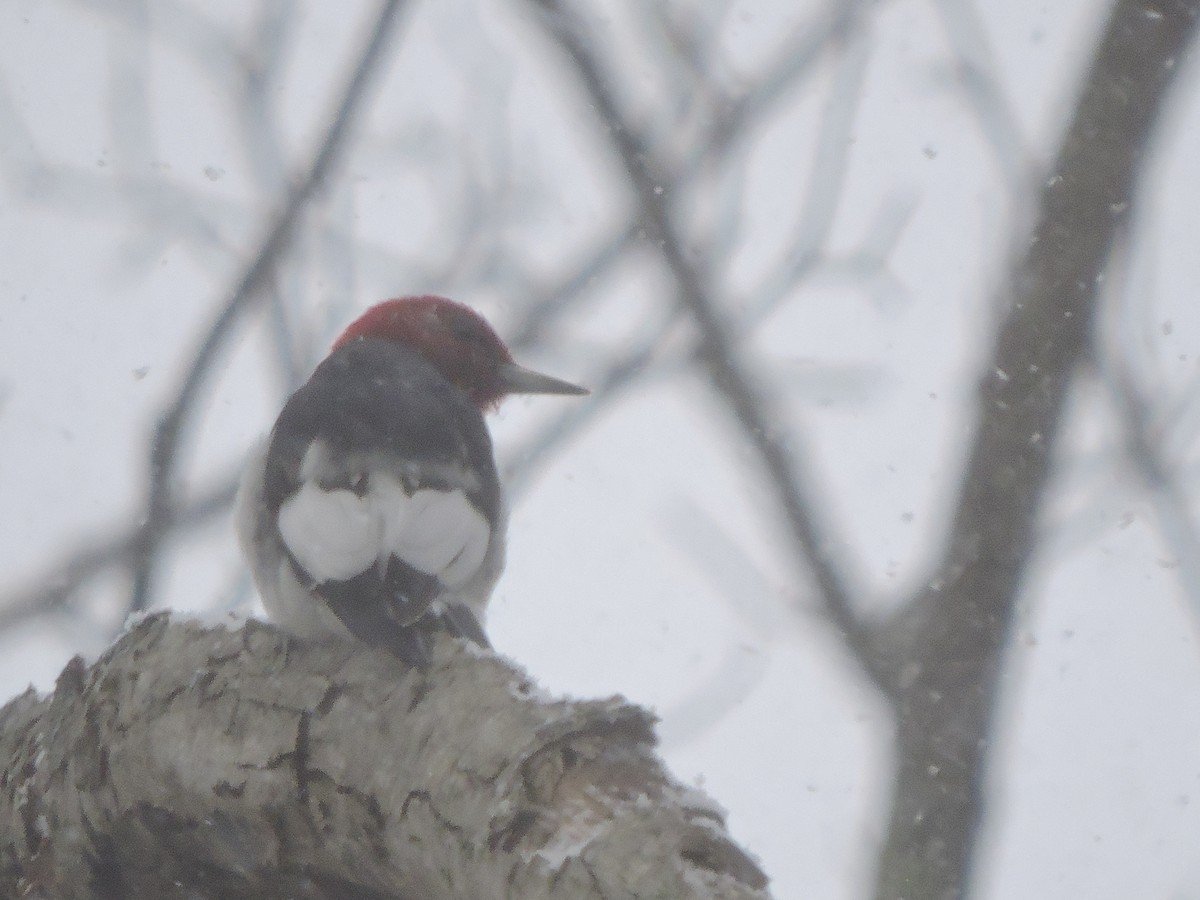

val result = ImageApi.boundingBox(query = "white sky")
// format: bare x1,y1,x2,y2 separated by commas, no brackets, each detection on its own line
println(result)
2,1,1199,898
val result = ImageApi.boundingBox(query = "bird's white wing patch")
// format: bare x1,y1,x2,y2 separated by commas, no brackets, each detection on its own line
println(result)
277,483,378,582
278,467,490,588
376,479,490,586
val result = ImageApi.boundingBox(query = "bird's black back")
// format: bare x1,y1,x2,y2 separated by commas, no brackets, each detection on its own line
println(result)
262,338,501,521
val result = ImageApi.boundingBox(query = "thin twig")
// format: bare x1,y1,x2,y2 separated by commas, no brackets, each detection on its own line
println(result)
705,0,864,157
1100,350,1200,630
930,0,1035,192
506,224,641,352
128,0,409,613
504,313,672,497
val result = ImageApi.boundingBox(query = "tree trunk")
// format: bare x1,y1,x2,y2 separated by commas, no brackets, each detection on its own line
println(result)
872,2,1200,898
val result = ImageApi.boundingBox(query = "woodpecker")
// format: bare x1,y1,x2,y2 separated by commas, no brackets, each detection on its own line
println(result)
236,295,587,667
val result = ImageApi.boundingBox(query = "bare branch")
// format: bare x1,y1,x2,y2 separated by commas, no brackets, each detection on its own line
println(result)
506,224,640,353
1099,348,1200,630
128,0,409,614
526,0,894,696
930,0,1036,190
504,317,670,497
705,1,868,158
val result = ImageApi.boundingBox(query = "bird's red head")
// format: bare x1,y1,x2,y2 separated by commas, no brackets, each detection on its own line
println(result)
332,295,587,410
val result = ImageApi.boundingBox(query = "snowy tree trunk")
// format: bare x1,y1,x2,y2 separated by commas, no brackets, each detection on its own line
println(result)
0,613,770,900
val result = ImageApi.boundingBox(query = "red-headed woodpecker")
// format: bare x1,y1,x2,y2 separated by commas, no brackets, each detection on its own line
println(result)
236,295,587,667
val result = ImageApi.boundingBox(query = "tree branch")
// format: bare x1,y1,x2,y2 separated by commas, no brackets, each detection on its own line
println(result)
872,2,1200,897
526,0,893,697
128,0,409,614
0,614,770,899
1099,345,1200,633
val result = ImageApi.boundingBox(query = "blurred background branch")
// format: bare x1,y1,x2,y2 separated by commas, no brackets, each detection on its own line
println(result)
128,0,409,613
529,0,891,694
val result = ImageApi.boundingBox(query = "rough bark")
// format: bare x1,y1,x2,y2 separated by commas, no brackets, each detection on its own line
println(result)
871,2,1200,898
0,613,770,900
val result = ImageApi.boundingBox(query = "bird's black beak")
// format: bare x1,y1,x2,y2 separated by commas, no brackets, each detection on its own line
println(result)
497,362,589,397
